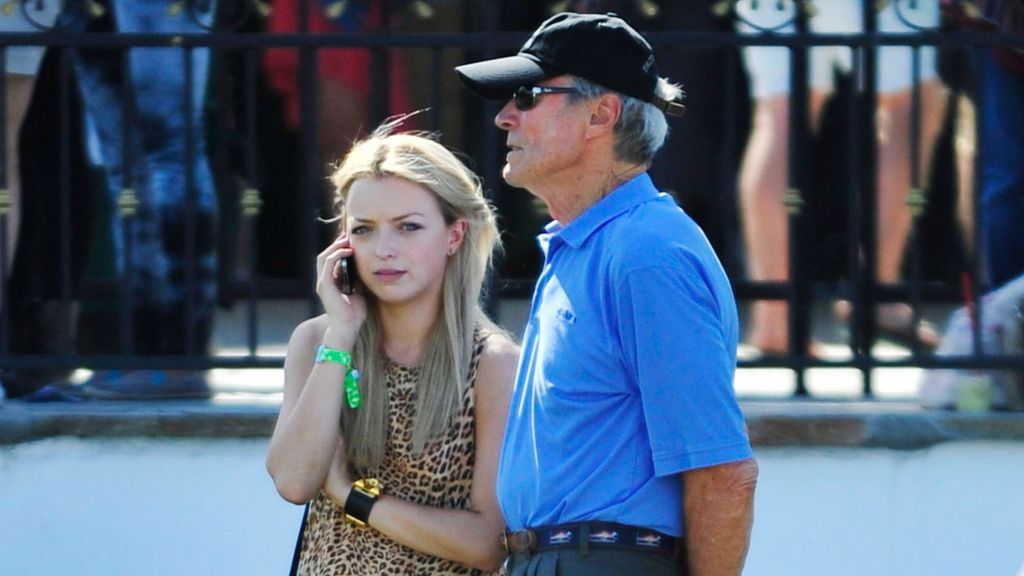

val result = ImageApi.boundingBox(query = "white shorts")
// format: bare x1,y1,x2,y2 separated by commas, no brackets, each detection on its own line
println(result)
0,0,61,76
735,0,939,98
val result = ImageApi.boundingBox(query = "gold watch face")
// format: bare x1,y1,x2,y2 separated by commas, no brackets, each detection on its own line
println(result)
354,477,382,497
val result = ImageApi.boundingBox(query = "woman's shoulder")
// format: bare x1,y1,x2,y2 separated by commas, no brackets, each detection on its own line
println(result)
474,327,519,390
287,314,330,355
474,321,519,359
479,329,518,358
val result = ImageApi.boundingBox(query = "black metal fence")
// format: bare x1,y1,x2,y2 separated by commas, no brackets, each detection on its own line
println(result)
0,0,1021,398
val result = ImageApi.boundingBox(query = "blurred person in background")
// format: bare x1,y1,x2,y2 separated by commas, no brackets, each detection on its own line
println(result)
262,0,409,201
62,0,221,399
0,0,73,400
734,0,948,356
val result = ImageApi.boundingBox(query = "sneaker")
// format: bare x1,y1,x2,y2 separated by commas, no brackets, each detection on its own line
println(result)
1,369,75,400
19,383,88,403
81,370,211,400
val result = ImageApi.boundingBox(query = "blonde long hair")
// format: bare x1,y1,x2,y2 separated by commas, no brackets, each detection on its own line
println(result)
329,120,501,471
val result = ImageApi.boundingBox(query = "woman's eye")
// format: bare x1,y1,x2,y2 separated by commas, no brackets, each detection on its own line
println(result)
350,225,369,235
400,222,423,232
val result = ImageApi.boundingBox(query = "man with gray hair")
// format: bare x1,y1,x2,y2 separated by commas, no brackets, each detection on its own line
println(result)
456,12,757,576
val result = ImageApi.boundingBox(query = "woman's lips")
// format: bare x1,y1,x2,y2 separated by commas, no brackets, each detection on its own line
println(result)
374,269,405,282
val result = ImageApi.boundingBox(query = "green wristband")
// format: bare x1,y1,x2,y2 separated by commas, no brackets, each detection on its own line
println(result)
315,345,361,409
315,345,352,367
344,368,362,410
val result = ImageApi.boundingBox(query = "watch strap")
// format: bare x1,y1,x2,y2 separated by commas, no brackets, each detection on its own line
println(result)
344,478,381,527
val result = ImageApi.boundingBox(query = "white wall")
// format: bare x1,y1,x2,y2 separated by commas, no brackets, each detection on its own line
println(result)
750,443,1024,576
2,438,1023,576
0,438,301,576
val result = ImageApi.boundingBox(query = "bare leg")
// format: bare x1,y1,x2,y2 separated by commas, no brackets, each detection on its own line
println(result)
954,94,976,258
873,79,947,343
740,92,828,353
3,73,36,271
0,72,37,319
875,79,947,283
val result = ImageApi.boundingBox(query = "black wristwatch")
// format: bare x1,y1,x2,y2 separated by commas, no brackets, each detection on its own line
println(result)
344,478,382,528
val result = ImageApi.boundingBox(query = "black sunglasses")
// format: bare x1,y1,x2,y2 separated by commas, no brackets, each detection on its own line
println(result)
512,86,579,111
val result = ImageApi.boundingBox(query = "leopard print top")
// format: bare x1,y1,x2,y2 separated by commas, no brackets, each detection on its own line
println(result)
297,329,501,576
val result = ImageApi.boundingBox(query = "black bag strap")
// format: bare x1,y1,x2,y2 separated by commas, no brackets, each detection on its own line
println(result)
289,504,310,576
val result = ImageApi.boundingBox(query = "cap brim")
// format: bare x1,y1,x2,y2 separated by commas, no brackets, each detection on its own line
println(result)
455,54,552,101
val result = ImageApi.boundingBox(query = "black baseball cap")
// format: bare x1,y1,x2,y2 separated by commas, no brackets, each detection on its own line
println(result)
456,12,668,106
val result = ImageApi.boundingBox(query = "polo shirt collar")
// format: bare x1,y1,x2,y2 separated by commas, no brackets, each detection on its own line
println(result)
544,172,659,249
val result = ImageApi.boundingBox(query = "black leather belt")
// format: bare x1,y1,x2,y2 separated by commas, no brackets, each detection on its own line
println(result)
502,522,677,554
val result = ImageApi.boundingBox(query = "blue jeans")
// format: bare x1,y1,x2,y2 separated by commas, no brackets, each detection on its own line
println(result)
66,0,218,352
976,49,1024,289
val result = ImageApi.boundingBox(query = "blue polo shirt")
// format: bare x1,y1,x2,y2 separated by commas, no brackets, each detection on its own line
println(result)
496,173,752,537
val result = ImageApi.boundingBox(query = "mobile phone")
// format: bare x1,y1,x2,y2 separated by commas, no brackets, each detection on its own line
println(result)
337,256,357,295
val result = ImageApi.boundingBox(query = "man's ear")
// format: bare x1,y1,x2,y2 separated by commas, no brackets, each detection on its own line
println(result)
587,93,622,137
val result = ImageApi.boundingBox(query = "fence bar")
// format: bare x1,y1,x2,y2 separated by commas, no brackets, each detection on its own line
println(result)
0,12,1016,400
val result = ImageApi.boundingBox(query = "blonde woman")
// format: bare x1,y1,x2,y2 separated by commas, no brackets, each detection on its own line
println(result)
267,122,517,575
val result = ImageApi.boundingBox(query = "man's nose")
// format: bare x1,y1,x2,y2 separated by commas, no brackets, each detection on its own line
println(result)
495,100,517,130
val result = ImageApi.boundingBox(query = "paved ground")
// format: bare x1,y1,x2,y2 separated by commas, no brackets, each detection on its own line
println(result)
10,300,1022,451
124,297,958,406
